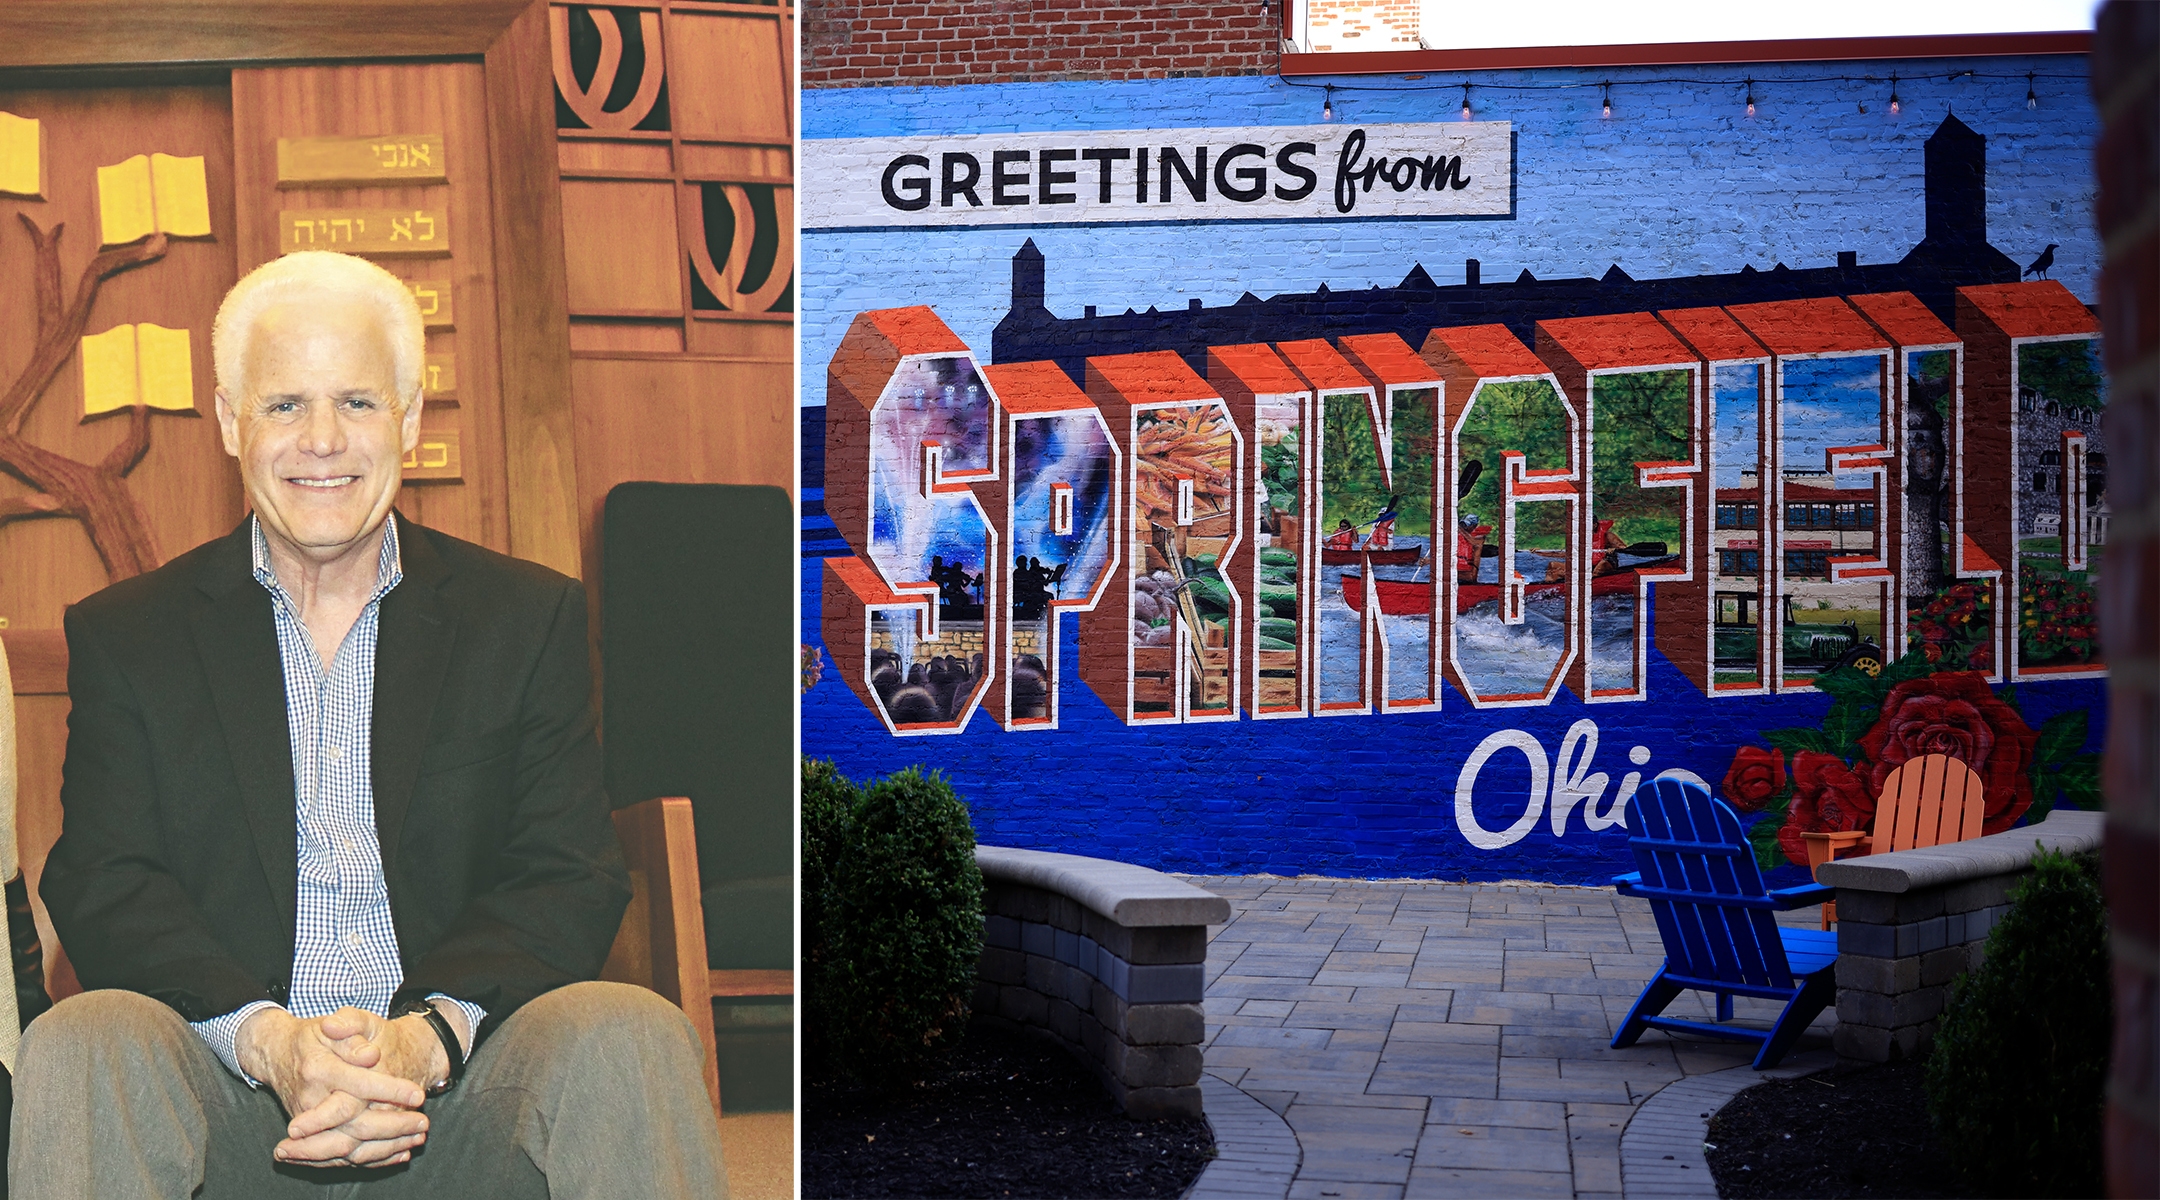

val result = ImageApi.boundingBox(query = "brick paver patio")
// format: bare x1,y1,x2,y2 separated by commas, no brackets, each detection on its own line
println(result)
1183,877,1838,1200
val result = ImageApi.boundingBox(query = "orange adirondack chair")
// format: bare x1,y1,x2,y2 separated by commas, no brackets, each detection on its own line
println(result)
1803,753,1985,929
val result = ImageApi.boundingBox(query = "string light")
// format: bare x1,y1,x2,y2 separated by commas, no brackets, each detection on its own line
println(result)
1322,83,1334,122
1601,82,1612,120
1278,70,2084,122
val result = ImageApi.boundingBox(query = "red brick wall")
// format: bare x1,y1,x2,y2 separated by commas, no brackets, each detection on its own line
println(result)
2093,2,2160,1195
802,0,1279,87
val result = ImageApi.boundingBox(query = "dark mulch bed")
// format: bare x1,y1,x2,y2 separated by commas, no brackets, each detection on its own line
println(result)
803,1019,1216,1199
1706,1059,1959,1198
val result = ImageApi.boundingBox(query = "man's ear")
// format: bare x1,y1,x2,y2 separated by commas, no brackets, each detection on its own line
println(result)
400,390,425,454
213,388,242,458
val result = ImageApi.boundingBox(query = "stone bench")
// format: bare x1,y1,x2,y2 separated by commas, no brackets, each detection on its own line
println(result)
1815,808,2104,1062
972,846,1230,1119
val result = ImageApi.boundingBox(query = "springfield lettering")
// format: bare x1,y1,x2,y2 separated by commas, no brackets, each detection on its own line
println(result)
805,122,1511,229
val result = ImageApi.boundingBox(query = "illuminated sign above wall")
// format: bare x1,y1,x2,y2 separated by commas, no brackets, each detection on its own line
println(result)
803,123,1513,229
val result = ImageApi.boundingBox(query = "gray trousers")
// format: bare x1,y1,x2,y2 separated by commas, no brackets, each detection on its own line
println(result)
8,982,729,1199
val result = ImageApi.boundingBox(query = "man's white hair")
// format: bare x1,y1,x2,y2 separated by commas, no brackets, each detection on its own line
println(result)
211,251,425,410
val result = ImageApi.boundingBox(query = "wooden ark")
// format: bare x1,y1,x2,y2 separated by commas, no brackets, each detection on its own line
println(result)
0,0,795,1020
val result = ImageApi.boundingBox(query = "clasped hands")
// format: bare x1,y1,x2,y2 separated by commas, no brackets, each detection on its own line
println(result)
235,1005,454,1169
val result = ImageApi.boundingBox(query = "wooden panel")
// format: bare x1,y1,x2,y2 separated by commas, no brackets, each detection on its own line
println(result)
0,1,531,69
231,61,511,552
686,316,790,359
0,630,66,695
0,83,245,632
484,0,581,580
663,13,789,144
559,180,683,312
557,138,672,178
568,354,791,587
677,142,789,183
570,320,685,354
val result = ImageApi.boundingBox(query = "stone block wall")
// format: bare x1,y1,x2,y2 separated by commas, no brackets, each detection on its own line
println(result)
1828,876,2015,1060
1819,809,2104,1062
971,846,1229,1119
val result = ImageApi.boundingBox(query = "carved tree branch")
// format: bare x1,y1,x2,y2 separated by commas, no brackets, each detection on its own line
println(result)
100,402,153,477
0,217,169,437
0,492,65,524
0,219,172,579
28,219,60,344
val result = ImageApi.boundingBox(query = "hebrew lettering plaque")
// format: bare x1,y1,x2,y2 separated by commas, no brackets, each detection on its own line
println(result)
279,208,450,257
404,280,454,329
423,353,457,400
277,135,448,187
400,427,461,482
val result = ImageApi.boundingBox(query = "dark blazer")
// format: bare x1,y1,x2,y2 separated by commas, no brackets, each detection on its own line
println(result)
40,518,631,1045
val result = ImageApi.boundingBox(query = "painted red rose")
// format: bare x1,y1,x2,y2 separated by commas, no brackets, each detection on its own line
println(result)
1720,746,1786,813
1777,752,1875,866
1857,671,2038,833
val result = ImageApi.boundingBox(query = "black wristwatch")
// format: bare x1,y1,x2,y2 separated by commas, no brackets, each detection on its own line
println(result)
391,999,467,1095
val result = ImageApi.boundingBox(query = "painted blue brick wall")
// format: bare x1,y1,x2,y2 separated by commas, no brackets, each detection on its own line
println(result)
804,57,2098,385
799,56,2109,885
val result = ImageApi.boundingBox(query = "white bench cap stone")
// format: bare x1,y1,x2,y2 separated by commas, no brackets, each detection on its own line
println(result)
1814,808,2104,894
975,845,1233,927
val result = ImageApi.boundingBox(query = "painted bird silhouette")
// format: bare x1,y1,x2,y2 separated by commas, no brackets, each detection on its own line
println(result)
2024,244,2058,280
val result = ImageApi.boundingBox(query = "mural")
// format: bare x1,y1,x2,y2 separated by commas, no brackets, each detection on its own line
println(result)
803,66,2107,881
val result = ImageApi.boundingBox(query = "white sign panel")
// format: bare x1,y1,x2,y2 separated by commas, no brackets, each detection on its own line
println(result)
803,122,1512,229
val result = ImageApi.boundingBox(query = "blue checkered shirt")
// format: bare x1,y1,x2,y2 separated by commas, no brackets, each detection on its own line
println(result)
191,515,486,1082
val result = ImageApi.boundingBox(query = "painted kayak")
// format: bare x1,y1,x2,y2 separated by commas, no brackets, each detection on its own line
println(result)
1319,545,1424,567
1341,557,1678,616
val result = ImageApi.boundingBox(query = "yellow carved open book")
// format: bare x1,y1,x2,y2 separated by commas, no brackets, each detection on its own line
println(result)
0,111,42,199
94,153,212,246
79,324,197,418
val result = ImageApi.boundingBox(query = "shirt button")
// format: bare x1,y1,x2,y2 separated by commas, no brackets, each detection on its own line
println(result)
327,746,345,763
346,933,362,948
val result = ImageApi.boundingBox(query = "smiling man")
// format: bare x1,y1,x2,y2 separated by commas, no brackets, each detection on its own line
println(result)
11,252,728,1197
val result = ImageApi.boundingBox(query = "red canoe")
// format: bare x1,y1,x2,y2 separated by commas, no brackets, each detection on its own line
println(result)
1319,545,1424,567
1341,565,1667,617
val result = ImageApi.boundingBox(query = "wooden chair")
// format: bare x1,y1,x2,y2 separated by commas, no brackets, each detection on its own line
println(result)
1611,775,1837,1070
600,795,792,1115
1802,753,1985,928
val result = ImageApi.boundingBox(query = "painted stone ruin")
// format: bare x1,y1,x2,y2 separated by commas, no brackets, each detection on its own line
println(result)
815,116,2107,871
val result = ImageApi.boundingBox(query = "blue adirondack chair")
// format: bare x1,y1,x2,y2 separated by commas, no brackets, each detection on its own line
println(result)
1610,776,1838,1069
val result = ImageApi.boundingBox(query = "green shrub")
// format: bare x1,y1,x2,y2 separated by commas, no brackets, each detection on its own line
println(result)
800,757,859,1075
821,766,984,1088
1925,849,2110,1197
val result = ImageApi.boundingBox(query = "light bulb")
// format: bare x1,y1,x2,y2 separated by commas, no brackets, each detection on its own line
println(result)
1744,79,1755,119
1601,84,1611,119
1460,85,1472,122
1321,85,1334,122
2027,75,2038,110
1889,96,1901,115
